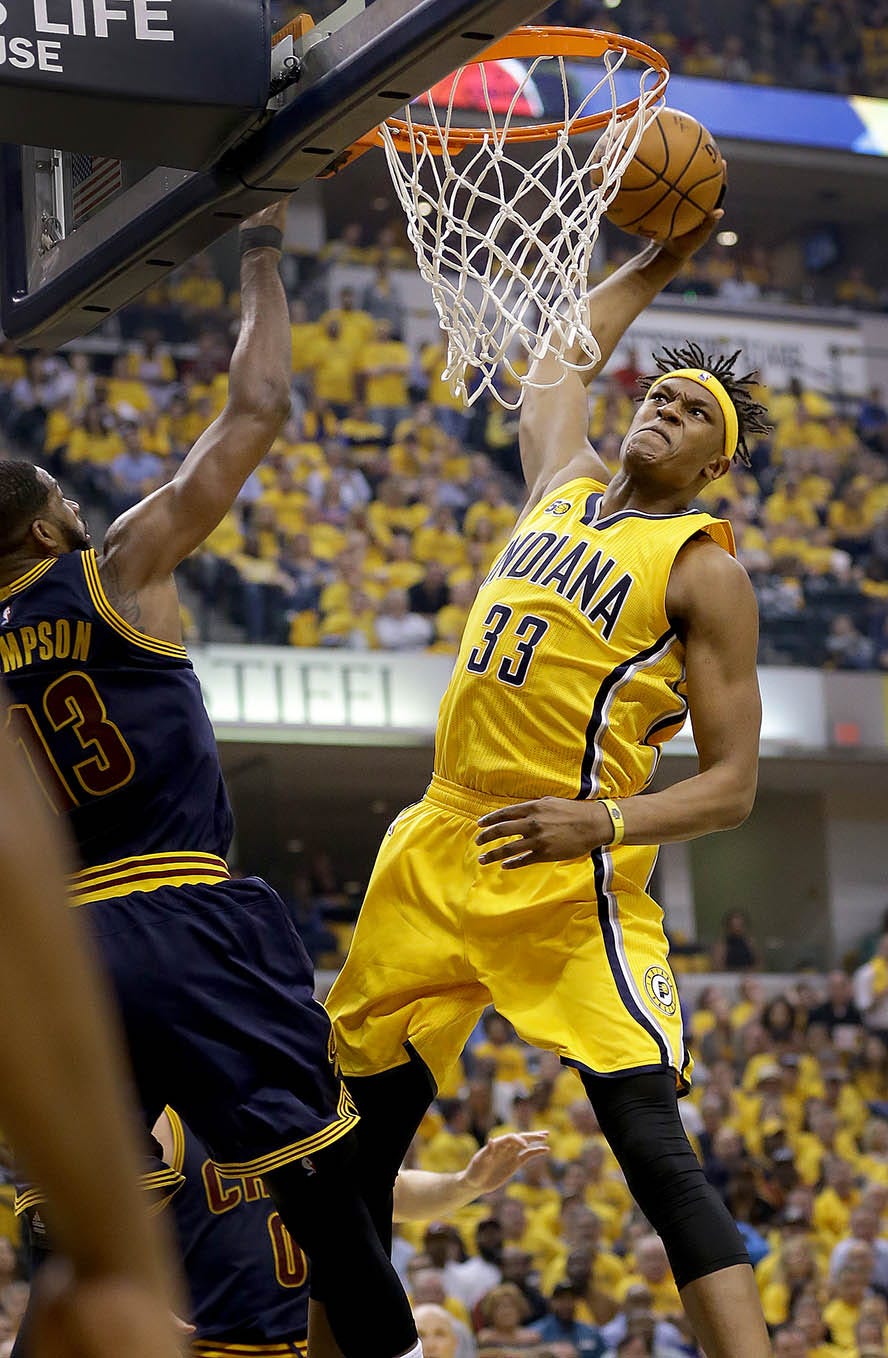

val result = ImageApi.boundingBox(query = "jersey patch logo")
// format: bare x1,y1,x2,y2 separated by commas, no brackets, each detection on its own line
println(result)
544,500,572,516
644,965,677,1016
1,606,10,626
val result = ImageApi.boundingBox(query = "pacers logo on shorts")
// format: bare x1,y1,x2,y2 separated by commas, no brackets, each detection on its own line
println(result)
545,499,572,516
644,965,677,1016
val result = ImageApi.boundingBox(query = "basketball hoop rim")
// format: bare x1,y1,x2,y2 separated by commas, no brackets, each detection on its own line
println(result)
364,26,669,154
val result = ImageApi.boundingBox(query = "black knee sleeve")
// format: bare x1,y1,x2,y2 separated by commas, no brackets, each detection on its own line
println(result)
581,1069,749,1289
346,1047,436,1252
265,1133,417,1358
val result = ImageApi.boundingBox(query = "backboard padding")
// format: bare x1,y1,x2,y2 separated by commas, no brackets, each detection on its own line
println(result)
2,0,550,349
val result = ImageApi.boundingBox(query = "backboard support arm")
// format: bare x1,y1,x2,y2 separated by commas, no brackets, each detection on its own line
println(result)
1,0,549,348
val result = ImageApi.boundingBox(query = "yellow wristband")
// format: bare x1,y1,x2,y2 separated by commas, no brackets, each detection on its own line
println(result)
600,799,625,846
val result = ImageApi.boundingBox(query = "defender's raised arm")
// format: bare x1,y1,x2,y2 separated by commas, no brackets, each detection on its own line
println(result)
99,201,292,634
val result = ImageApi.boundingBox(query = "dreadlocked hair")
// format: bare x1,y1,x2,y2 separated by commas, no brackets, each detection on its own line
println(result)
638,343,772,469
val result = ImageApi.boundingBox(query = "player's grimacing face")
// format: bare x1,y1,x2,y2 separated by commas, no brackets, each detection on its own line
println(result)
620,378,728,487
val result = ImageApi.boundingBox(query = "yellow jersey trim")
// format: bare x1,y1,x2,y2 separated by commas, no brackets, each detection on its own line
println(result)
0,558,57,602
14,1187,44,1217
82,550,188,659
16,1166,186,1218
210,1084,359,1179
192,1343,307,1357
69,851,230,906
164,1106,187,1176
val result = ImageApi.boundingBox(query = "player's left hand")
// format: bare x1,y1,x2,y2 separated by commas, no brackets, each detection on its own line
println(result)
462,1133,550,1195
476,797,614,869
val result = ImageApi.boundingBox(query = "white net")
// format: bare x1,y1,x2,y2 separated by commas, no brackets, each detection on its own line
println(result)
378,42,665,409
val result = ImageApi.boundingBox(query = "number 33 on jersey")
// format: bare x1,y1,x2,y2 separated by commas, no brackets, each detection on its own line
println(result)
435,478,735,805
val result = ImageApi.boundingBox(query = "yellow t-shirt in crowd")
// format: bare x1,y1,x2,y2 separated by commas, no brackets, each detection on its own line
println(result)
413,526,468,570
66,427,124,466
616,1271,682,1318
472,1040,530,1085
366,501,426,548
464,501,517,539
419,1130,478,1175
290,320,325,374
821,1297,863,1352
764,489,819,528
203,511,243,559
363,340,411,407
312,339,358,406
321,307,376,356
432,602,471,652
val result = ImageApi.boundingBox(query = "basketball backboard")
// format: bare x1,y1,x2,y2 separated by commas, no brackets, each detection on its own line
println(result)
1,0,550,349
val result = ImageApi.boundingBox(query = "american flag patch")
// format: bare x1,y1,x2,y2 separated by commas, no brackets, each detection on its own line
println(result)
71,154,123,226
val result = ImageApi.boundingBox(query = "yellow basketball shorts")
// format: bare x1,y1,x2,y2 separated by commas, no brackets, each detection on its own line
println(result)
326,776,691,1093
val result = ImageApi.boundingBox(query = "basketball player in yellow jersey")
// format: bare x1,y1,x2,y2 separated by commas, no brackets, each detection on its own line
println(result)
327,207,773,1358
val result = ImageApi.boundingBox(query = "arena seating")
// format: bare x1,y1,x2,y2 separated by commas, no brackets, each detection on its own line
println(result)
1,233,884,667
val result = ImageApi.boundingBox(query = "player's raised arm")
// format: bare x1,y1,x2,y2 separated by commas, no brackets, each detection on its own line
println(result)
392,1133,549,1221
100,201,292,598
0,712,183,1357
518,209,724,516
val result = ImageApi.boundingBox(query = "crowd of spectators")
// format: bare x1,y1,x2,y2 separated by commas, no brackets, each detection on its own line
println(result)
273,0,888,98
358,943,888,1358
1,236,885,669
599,238,888,316
524,0,887,99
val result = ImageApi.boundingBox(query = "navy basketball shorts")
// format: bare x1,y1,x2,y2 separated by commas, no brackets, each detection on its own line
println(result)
83,875,358,1176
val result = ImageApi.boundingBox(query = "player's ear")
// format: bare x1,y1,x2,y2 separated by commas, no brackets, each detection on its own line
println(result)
31,516,60,553
702,455,730,483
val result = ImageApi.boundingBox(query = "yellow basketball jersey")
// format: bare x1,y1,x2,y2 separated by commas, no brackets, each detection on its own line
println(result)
435,477,734,802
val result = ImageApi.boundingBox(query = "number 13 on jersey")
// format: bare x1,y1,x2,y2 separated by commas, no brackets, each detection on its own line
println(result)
466,605,549,688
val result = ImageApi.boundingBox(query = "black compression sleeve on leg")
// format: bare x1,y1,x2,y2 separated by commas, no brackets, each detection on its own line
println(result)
346,1047,436,1252
265,1133,418,1358
581,1069,749,1289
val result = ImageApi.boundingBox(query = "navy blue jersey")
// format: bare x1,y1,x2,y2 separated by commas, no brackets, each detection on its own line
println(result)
167,1108,308,1356
0,550,232,868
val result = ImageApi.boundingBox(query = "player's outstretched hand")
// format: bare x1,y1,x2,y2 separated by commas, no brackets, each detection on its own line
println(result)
30,1262,187,1358
463,1132,550,1195
476,797,616,869
658,180,727,263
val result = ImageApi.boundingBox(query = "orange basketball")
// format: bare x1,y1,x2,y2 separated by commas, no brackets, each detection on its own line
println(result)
604,108,726,242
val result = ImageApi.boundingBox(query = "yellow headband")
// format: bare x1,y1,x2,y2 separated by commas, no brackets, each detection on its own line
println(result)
648,368,739,461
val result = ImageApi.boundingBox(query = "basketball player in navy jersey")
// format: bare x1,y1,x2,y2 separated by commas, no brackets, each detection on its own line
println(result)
156,1119,545,1357
14,1121,547,1358
0,202,417,1358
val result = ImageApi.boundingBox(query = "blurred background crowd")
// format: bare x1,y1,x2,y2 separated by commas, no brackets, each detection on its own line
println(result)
273,0,888,99
1,237,884,668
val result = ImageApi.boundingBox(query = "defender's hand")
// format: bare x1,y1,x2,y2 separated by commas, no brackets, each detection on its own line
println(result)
476,797,614,869
462,1133,550,1195
240,199,289,238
